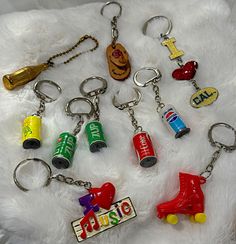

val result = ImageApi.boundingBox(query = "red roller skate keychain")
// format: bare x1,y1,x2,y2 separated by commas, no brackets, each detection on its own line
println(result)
156,122,236,224
142,16,219,109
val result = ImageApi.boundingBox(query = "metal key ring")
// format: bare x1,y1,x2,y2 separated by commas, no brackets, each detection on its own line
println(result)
65,97,94,118
112,88,142,110
100,1,122,19
33,80,62,103
133,67,162,87
80,76,108,97
208,122,236,152
142,15,172,39
13,158,52,192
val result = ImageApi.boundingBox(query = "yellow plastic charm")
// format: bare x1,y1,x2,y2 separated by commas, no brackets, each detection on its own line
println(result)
161,37,184,60
166,214,178,225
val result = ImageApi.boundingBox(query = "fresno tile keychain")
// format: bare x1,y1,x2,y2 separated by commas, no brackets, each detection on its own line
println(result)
133,67,190,138
100,1,131,81
80,76,108,152
13,158,137,242
3,35,99,90
156,122,236,225
112,88,157,167
22,80,62,149
142,16,219,108
52,97,94,169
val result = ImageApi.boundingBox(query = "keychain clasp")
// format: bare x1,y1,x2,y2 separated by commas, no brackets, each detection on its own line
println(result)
100,1,122,19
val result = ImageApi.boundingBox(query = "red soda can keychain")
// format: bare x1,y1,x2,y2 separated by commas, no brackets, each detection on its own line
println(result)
156,122,236,224
142,16,219,108
112,88,157,167
133,67,190,138
52,97,94,169
13,158,137,242
100,1,131,81
22,80,62,149
80,76,108,152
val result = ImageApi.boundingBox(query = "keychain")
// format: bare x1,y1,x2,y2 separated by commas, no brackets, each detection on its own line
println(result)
101,1,131,81
52,97,94,169
13,158,137,242
113,88,157,167
3,35,99,90
80,76,108,152
156,122,236,224
142,16,219,108
133,67,190,138
22,80,62,149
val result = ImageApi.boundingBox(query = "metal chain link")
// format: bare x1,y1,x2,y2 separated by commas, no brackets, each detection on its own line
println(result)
72,117,84,136
200,147,223,179
111,16,119,47
127,107,143,133
33,99,46,117
51,174,92,190
190,79,201,91
93,96,100,121
152,81,165,113
46,35,99,67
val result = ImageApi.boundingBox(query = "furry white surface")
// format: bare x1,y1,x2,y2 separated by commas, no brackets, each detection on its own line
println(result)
0,0,236,243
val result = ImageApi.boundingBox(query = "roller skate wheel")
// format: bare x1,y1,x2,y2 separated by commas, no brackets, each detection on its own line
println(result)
189,215,196,223
194,213,207,223
166,214,178,225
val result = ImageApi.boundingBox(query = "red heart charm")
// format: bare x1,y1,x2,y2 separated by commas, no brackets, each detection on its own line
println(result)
89,182,116,210
172,61,198,80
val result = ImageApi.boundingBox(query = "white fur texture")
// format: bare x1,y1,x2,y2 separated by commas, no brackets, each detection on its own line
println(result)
0,0,236,243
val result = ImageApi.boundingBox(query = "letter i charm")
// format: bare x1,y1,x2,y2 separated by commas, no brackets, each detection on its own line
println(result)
142,16,219,108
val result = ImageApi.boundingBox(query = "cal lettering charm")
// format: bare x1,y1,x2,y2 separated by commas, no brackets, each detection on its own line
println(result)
133,131,157,167
52,132,77,169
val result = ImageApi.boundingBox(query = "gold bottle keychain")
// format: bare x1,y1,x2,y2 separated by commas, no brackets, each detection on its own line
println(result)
3,35,99,90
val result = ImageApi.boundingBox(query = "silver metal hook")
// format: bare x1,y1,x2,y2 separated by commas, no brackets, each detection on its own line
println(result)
208,122,236,152
142,15,172,39
13,158,52,192
112,88,142,110
65,97,94,118
33,80,62,103
100,1,122,20
80,76,108,97
133,67,162,87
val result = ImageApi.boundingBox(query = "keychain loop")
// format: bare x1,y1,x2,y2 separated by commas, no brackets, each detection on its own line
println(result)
100,1,122,19
65,97,94,118
208,122,236,152
112,88,142,110
142,15,172,39
33,80,62,103
13,158,52,192
133,67,162,87
80,76,108,97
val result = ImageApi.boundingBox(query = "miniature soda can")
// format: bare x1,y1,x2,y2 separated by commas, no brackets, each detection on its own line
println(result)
132,131,157,167
22,115,41,149
85,121,107,153
161,105,190,138
52,132,77,169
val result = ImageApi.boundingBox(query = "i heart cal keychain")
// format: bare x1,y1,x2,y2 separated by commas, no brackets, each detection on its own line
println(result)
13,158,137,242
142,16,219,109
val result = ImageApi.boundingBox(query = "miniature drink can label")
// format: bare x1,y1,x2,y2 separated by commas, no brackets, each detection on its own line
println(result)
132,131,157,167
22,115,41,149
85,121,107,153
160,104,190,138
52,132,77,169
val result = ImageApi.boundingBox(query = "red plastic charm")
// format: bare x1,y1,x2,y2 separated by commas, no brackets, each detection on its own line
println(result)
172,61,198,80
156,172,207,224
89,182,116,210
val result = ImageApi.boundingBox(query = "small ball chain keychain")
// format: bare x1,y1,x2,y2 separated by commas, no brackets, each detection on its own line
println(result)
80,76,108,152
142,16,219,109
52,97,94,169
22,80,62,149
156,122,236,225
101,1,131,81
3,35,99,90
133,67,190,139
13,158,137,242
112,88,157,167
